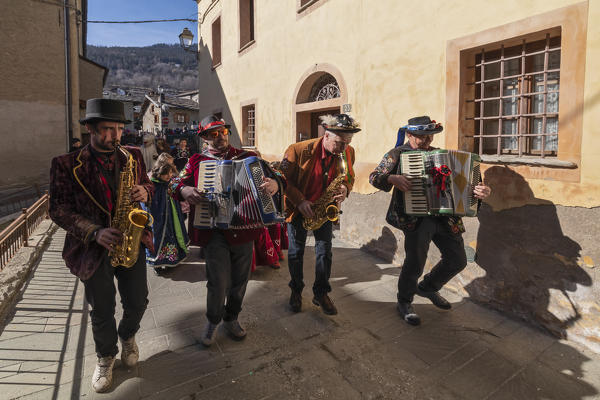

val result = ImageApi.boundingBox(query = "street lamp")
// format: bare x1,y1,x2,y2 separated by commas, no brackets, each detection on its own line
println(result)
179,28,199,56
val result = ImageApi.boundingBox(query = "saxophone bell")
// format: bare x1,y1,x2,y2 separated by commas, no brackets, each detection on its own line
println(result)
325,203,341,222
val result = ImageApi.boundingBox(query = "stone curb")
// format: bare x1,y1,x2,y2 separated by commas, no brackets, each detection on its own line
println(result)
0,219,57,324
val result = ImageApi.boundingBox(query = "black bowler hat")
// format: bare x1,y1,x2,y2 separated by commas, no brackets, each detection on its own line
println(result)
79,98,131,125
399,116,443,135
320,114,361,134
198,115,231,136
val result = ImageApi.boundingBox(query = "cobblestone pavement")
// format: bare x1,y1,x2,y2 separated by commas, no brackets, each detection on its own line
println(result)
1,227,599,399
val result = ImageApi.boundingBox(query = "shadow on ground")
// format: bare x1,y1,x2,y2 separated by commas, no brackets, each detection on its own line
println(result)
0,230,598,399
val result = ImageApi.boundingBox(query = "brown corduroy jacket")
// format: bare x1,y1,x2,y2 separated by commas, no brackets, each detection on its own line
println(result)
280,137,356,223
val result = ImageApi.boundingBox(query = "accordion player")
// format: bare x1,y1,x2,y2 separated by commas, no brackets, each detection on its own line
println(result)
194,156,285,229
400,150,481,217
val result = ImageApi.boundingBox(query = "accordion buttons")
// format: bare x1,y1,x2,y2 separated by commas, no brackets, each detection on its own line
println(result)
233,234,237,238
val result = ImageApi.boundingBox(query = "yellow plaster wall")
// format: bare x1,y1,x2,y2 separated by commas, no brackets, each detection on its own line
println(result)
196,0,598,207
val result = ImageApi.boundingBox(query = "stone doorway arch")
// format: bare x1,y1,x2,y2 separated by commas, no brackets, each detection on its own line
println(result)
292,63,348,142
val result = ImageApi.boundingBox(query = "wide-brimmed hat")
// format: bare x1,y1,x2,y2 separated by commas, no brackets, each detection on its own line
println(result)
79,98,131,124
399,116,443,135
198,115,231,136
320,114,361,134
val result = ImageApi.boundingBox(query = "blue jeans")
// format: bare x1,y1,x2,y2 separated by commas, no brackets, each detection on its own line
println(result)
287,216,333,297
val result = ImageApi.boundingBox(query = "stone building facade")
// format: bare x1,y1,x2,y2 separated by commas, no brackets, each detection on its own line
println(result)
0,0,107,202
193,0,600,351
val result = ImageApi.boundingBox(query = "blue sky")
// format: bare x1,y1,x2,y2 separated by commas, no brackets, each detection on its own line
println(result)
87,0,198,47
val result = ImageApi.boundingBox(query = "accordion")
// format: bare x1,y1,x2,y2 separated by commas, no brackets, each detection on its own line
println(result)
193,156,285,229
400,150,481,217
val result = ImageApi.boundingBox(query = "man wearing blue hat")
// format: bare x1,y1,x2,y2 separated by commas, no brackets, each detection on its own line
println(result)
369,116,491,325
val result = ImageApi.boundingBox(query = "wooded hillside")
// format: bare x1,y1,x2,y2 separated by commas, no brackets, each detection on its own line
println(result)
87,44,198,91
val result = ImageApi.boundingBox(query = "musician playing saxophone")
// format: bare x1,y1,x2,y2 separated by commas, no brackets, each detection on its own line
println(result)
49,99,153,393
280,114,359,315
369,116,491,326
169,115,284,347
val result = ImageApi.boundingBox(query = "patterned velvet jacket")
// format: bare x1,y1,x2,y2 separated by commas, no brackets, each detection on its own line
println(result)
169,146,285,247
280,137,356,223
369,143,466,234
49,145,154,280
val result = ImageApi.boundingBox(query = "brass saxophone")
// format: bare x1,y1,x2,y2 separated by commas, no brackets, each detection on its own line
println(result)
302,154,347,231
110,143,154,268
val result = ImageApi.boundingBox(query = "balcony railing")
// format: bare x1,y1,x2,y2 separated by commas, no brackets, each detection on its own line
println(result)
0,193,50,269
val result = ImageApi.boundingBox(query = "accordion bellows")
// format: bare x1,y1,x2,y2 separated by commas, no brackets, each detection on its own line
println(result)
194,156,285,229
400,150,481,217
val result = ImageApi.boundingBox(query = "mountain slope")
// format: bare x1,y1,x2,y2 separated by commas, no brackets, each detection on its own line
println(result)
87,44,198,91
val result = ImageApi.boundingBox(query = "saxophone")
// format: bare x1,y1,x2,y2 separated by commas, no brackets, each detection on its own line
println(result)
302,154,347,231
110,143,154,268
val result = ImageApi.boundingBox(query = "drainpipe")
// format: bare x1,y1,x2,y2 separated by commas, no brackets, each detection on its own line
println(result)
63,0,73,152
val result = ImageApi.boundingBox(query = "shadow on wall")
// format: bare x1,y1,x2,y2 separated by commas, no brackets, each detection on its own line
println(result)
466,166,591,338
360,226,398,264
195,39,241,149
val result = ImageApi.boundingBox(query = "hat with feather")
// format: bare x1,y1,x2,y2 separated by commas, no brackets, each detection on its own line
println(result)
320,114,361,134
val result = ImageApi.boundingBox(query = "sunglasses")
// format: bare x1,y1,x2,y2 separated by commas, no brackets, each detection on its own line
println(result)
405,122,441,131
204,128,230,138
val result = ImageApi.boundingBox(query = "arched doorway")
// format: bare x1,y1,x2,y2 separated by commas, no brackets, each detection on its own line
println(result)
293,64,348,142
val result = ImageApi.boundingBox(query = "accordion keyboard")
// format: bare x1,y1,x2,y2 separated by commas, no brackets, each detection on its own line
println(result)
248,160,276,214
401,152,428,215
194,161,218,228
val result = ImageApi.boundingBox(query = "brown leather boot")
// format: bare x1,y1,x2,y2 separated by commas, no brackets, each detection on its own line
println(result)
312,294,338,315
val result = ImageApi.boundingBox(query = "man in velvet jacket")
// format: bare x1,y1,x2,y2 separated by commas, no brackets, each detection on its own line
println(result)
49,98,153,393
169,115,284,347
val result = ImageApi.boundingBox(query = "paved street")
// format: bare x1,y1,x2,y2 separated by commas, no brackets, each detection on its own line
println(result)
1,226,599,399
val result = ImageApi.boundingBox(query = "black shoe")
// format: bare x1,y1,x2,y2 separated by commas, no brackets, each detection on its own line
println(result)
416,285,452,310
397,302,421,325
289,291,302,313
312,294,338,315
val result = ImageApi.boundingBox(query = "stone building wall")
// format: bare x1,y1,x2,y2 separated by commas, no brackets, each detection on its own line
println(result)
0,0,84,190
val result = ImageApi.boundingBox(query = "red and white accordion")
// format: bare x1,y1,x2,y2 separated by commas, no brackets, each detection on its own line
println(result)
193,156,285,229
400,150,481,217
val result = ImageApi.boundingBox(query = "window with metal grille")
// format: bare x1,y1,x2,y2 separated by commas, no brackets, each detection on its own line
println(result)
242,105,255,147
468,32,561,158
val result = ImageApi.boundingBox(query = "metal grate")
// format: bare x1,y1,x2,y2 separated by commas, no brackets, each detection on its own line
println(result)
246,107,255,146
466,33,561,158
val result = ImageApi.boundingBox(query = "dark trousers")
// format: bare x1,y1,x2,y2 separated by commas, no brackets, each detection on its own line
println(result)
287,216,333,297
397,217,467,303
204,231,254,324
83,251,148,358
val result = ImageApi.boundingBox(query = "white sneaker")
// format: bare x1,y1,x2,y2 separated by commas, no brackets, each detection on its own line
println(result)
92,356,115,393
201,322,219,347
224,319,247,340
120,336,139,368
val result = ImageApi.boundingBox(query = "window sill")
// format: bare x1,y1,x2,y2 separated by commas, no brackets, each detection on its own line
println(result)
297,0,319,14
238,40,256,55
479,155,577,169
211,62,222,71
